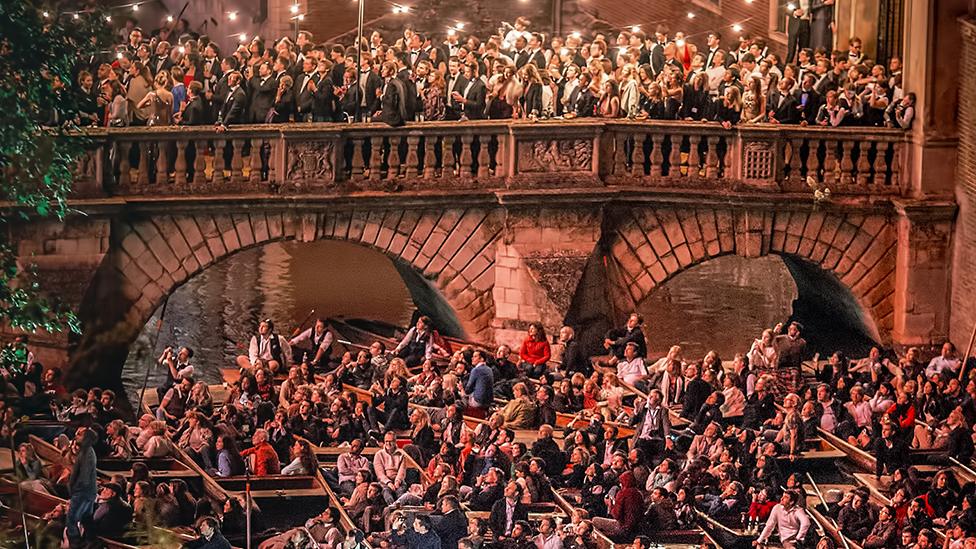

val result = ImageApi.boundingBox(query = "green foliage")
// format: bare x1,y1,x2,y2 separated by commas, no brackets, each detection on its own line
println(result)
0,1,113,343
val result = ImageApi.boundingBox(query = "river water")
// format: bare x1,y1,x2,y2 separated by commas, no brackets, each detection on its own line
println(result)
121,240,415,403
122,245,872,406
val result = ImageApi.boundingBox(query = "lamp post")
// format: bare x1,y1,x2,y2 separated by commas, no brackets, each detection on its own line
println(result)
355,0,366,122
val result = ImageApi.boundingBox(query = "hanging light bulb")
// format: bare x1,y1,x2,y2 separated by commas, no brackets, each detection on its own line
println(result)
105,14,112,22
228,11,238,20
166,15,174,22
289,3,300,14
570,31,581,39
447,28,456,36
297,13,304,20
400,5,410,13
42,11,50,18
630,25,640,33
732,23,743,32
456,22,465,29
687,11,695,18
239,32,248,42
676,38,686,47
72,13,79,19
132,3,139,11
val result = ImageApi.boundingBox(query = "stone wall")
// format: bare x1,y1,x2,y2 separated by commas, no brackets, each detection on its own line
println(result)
950,19,976,349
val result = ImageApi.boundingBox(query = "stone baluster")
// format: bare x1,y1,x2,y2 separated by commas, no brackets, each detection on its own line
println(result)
351,138,365,180
368,138,382,181
890,142,902,193
822,139,837,186
668,135,682,177
117,141,132,188
137,142,150,186
633,133,648,178
788,137,804,182
495,133,507,178
807,139,822,185
174,140,188,186
192,139,207,185
249,138,263,185
459,134,474,178
872,141,889,187
614,132,630,176
406,135,420,177
155,142,168,185
649,134,664,178
441,135,454,178
230,139,245,184
267,138,277,183
723,138,733,178
423,136,437,178
477,135,491,178
687,135,701,177
705,136,719,179
839,140,854,186
856,141,873,187
388,136,401,180
212,139,226,186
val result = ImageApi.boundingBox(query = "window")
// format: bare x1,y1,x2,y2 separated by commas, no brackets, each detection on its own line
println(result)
770,0,792,39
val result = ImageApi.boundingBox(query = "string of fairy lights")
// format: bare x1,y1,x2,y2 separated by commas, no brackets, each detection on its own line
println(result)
43,0,773,50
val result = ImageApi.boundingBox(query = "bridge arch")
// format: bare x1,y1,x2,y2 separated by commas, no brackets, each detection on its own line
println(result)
70,207,503,387
604,206,896,344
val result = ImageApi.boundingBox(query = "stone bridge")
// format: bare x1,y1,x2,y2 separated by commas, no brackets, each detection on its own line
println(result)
4,120,955,389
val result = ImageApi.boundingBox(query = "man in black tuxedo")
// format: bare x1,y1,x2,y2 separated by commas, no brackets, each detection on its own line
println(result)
378,61,407,127
310,60,338,122
294,57,318,122
525,33,547,69
357,56,384,121
406,33,430,71
794,73,822,125
444,57,468,121
767,77,800,124
215,71,246,128
151,41,172,75
703,32,726,69
510,35,530,69
430,496,467,549
180,81,209,125
456,62,486,120
247,61,276,123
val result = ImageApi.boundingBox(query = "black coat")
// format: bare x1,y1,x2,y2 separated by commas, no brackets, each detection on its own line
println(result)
183,532,232,549
489,498,528,538
768,91,800,124
310,75,338,121
216,86,247,126
681,378,712,420
444,73,469,120
379,78,407,127
293,72,318,119
461,79,487,120
247,75,276,123
431,509,468,549
181,96,211,125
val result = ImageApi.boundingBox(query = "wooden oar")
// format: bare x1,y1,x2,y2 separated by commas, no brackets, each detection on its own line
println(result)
807,473,852,549
290,308,317,338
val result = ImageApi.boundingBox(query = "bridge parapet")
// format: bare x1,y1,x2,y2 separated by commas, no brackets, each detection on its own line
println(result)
71,120,908,199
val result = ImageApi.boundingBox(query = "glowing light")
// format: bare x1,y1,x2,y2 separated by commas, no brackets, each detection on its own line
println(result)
447,28,456,36
166,15,174,22
787,2,797,9
228,11,238,20
400,5,409,12
42,11,50,18
456,22,465,29
570,31,581,39
289,4,299,14
630,25,640,33
132,3,139,11
178,46,185,54
501,40,511,49
116,52,124,59
676,39,686,47
239,33,248,42
687,11,695,18
72,13,79,19
297,13,304,20
560,47,568,56
105,15,112,21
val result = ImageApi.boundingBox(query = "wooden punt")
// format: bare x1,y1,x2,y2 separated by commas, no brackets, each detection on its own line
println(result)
7,447,196,548
29,433,199,484
805,483,865,549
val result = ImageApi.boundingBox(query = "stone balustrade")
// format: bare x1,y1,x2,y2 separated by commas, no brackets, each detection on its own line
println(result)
69,120,908,199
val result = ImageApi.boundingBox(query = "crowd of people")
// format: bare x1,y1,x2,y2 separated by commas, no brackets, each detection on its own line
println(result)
54,13,916,131
3,305,976,549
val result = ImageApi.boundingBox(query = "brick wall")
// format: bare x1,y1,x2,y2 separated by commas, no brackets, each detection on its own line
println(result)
950,18,976,347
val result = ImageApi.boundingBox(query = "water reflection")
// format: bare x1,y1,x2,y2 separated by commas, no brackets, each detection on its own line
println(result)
639,255,799,359
121,240,415,405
